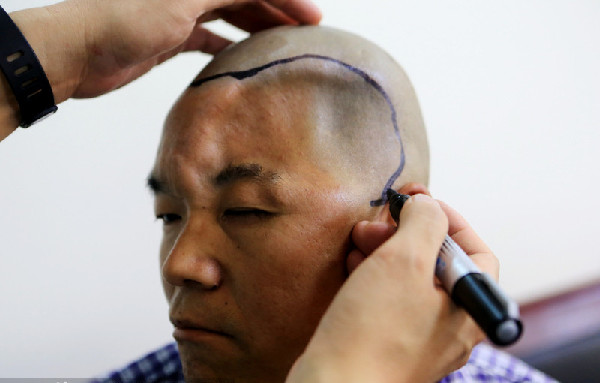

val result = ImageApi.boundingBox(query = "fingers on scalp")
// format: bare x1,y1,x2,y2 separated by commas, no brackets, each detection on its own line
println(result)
197,10,221,23
265,0,322,24
185,26,232,54
219,1,296,33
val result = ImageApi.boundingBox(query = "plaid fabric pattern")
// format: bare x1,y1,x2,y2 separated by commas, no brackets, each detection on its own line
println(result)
93,342,557,383
442,344,558,383
92,343,184,383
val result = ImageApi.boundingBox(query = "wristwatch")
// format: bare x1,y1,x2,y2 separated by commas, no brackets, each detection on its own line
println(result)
0,5,57,128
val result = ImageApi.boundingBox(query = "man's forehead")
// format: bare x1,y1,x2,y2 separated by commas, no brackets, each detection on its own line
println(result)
161,72,321,160
167,74,313,132
162,57,377,156
152,57,384,197
153,80,320,196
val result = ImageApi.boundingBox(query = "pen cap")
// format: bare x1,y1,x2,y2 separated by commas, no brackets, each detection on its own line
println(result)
386,189,410,222
452,272,523,346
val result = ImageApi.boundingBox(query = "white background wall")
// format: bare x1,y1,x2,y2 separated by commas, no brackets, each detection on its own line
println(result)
1,0,599,378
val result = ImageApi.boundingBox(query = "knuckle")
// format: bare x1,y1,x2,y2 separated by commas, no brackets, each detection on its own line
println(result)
455,346,472,370
452,332,477,371
448,315,483,371
408,197,448,235
488,253,500,280
476,252,500,280
377,239,427,274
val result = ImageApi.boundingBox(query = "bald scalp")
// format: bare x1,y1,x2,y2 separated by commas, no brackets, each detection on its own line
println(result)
189,26,429,205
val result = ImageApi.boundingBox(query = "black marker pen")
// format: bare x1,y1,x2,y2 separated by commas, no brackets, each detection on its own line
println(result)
386,189,523,346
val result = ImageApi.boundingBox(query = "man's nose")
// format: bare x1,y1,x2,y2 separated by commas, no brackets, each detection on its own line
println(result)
161,219,223,290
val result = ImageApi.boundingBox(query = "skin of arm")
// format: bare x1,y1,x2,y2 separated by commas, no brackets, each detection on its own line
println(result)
0,0,322,139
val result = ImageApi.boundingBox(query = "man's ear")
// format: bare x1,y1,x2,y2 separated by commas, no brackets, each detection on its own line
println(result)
372,182,431,224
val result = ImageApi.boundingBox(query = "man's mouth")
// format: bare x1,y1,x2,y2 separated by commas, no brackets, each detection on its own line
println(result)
171,318,233,342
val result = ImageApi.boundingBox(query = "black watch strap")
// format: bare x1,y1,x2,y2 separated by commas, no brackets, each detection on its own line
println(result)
0,6,57,128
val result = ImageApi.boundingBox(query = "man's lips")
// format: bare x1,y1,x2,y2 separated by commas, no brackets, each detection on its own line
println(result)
171,318,232,342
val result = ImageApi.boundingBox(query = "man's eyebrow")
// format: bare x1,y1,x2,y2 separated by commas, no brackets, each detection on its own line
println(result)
214,163,279,186
146,164,279,195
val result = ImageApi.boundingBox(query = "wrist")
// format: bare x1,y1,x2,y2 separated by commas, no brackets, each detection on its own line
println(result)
287,342,396,383
286,351,346,383
9,3,88,105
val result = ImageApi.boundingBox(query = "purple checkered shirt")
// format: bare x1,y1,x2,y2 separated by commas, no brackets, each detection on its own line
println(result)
93,342,558,383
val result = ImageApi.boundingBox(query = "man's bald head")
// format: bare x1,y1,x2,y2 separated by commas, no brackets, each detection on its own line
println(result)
155,26,430,382
186,25,429,206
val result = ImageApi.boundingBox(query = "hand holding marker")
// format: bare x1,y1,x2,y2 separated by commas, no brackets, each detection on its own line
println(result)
386,190,523,346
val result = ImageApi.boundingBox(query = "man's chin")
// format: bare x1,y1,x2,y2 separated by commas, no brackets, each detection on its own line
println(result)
178,339,237,373
177,341,290,383
178,340,250,383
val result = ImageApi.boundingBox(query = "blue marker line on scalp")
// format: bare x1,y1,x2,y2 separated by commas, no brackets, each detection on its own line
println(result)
386,189,523,346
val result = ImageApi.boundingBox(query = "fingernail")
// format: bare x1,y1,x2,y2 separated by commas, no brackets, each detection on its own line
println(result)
412,193,432,202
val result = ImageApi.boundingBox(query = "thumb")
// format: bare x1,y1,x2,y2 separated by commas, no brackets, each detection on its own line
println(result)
347,221,396,274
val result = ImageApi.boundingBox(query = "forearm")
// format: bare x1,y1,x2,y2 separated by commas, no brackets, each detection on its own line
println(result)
286,352,372,383
0,3,87,140
287,345,407,383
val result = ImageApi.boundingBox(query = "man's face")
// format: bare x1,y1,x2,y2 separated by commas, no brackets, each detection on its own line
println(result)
150,76,370,382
